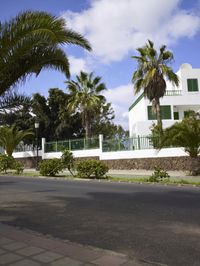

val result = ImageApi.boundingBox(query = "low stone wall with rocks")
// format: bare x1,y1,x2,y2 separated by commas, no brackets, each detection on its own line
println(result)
16,155,200,173
16,157,42,169
102,157,200,172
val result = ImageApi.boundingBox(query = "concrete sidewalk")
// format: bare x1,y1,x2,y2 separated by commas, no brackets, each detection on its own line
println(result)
0,223,140,266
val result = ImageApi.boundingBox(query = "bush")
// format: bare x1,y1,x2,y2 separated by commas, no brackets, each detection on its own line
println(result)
39,159,63,176
61,150,75,176
149,123,163,148
0,155,24,174
0,155,15,173
76,159,109,179
13,161,24,174
148,167,170,182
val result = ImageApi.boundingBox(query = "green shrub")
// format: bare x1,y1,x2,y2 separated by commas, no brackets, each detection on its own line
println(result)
148,167,170,182
13,161,24,174
39,159,63,176
0,154,15,173
76,159,109,179
61,150,75,176
0,155,24,174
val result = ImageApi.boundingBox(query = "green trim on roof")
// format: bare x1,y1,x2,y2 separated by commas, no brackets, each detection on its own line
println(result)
128,92,144,111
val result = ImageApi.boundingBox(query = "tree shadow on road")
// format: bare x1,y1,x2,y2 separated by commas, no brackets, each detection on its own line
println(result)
0,188,200,265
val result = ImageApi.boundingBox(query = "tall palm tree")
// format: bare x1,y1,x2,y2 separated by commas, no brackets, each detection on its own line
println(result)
0,124,33,156
131,40,179,130
66,71,106,138
0,11,91,96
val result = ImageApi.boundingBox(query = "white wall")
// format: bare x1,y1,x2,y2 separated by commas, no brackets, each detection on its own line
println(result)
12,146,188,162
43,149,100,159
129,96,146,136
13,150,42,158
129,63,200,136
100,147,187,160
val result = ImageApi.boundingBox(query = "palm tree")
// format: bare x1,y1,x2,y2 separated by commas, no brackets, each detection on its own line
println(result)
131,40,179,130
66,71,106,138
0,124,33,156
0,91,31,111
0,11,91,96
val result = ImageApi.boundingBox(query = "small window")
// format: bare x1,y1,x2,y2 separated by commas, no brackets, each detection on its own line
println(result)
148,105,171,120
187,79,198,92
174,112,179,120
147,106,156,120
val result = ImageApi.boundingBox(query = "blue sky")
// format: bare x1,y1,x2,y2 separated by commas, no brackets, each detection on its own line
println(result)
1,0,200,129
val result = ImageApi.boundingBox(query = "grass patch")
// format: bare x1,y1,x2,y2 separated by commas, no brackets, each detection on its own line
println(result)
108,176,200,186
108,176,148,183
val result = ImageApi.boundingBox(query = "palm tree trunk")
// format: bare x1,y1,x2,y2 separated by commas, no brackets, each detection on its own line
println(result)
85,112,90,139
156,99,163,134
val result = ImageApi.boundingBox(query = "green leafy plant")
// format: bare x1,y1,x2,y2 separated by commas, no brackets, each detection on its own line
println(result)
0,124,33,156
149,123,163,148
76,159,109,179
39,159,63,176
0,155,15,173
13,161,24,174
159,114,200,158
148,167,170,182
61,149,75,176
0,11,91,96
0,154,24,174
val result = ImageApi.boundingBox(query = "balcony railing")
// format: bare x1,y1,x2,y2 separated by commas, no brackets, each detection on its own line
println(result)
165,90,182,96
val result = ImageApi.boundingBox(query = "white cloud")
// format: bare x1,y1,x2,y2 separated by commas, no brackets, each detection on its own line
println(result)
62,0,200,63
68,56,90,75
103,84,134,129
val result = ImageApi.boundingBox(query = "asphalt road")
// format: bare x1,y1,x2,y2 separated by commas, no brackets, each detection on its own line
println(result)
0,176,200,266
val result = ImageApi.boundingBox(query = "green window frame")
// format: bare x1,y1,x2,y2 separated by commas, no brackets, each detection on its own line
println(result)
173,112,179,120
187,79,198,92
148,105,171,120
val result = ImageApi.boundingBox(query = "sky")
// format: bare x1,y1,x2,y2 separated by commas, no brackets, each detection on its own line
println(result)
1,0,200,129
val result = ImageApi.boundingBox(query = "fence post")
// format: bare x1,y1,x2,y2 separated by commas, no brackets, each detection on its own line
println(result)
56,141,58,152
41,138,46,159
99,134,103,152
69,139,71,150
137,135,141,150
84,138,86,149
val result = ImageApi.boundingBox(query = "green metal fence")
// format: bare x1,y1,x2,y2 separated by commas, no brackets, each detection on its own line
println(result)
102,136,161,152
45,137,100,153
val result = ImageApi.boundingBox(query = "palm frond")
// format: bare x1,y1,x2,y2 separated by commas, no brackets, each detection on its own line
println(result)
0,10,91,95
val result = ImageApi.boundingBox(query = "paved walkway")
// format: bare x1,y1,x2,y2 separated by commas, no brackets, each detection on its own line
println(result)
0,223,140,266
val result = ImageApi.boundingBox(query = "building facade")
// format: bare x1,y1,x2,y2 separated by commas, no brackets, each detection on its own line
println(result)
129,63,200,137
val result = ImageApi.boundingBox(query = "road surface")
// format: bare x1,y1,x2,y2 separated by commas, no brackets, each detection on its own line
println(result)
0,176,200,265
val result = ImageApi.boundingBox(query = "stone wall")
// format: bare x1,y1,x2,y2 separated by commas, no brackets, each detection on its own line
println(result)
16,157,42,168
16,156,200,172
102,157,200,171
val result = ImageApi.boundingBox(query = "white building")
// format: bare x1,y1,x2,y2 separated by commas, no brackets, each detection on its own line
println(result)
129,63,200,137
